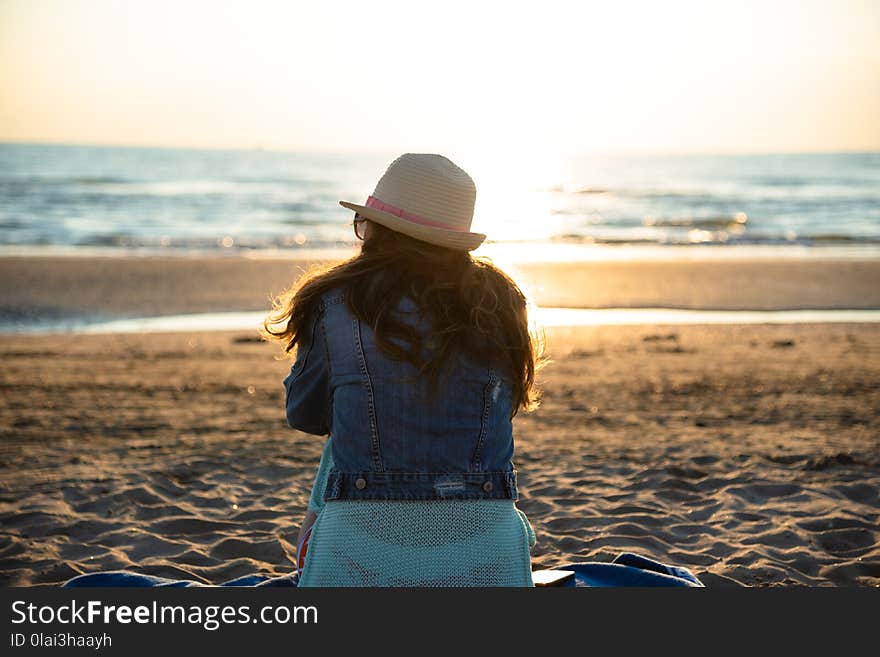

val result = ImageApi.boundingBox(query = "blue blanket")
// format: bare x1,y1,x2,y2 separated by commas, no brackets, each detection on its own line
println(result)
63,552,703,588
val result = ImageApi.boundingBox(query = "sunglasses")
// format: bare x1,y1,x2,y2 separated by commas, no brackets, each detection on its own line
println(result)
353,214,367,240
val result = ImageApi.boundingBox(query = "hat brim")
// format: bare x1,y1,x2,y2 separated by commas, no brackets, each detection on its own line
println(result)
339,201,485,251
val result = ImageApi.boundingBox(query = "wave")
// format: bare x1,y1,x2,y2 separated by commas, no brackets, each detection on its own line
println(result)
546,184,721,199
0,176,131,186
747,177,811,187
549,212,750,229
230,175,329,187
0,177,319,195
5,232,880,254
546,232,880,246
71,176,129,185
642,213,748,229
69,233,352,250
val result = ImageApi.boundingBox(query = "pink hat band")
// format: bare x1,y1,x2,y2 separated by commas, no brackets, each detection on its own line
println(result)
364,195,463,232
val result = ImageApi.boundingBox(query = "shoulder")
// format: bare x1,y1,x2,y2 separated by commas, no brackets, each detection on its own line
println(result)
312,286,346,314
318,288,346,310
313,287,349,332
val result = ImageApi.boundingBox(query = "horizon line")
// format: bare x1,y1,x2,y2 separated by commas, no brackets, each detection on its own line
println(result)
1,138,878,159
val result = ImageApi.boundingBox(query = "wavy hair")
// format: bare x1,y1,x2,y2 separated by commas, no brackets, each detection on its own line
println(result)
263,222,544,415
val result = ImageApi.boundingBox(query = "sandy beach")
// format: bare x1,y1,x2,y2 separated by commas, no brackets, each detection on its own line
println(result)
2,255,880,325
1,255,878,586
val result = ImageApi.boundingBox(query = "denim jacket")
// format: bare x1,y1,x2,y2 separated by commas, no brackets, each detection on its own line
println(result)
283,290,518,502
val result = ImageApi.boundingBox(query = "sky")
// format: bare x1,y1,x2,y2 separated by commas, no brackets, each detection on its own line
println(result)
1,0,878,156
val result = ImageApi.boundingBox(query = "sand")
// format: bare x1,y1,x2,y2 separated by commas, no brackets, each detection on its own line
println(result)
0,254,878,587
1,322,878,587
2,256,880,325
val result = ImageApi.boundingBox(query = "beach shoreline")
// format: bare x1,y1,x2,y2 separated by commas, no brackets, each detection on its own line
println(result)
2,255,880,332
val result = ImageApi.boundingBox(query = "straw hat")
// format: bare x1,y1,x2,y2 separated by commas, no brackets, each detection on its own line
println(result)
339,153,486,251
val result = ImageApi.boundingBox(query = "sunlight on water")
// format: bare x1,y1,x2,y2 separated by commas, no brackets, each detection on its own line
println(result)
466,149,566,242
63,307,880,336
535,307,880,327
2,145,878,252
473,242,880,264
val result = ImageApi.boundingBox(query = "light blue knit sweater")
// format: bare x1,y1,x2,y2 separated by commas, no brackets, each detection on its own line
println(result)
298,438,536,587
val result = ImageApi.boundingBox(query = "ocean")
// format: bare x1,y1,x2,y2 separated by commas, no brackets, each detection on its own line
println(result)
1,143,878,256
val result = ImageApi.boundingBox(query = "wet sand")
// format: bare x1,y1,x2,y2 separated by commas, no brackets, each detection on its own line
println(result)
2,256,880,327
1,322,878,587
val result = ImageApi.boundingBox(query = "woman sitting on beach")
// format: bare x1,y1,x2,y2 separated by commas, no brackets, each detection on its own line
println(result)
265,153,543,586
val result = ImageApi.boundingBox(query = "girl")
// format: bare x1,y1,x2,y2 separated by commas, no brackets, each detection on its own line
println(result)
264,153,544,586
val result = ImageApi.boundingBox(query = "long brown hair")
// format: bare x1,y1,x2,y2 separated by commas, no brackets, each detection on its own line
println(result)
263,222,545,415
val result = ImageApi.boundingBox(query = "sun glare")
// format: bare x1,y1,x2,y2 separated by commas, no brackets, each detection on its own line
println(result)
461,148,566,244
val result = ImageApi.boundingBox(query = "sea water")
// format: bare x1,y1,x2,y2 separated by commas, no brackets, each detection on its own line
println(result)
1,143,878,253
